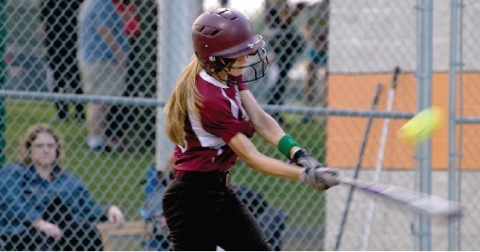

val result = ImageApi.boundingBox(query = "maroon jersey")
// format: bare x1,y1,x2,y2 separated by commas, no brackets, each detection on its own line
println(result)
173,71,255,172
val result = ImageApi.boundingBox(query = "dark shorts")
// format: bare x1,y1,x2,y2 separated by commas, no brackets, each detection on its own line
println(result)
308,48,328,66
162,171,273,251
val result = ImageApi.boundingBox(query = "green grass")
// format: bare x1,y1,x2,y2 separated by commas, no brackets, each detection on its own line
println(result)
3,99,327,227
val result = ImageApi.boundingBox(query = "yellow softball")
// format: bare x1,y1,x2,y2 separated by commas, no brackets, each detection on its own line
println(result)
398,106,443,146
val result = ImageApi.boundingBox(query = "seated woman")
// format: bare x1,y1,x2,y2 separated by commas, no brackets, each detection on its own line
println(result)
0,123,125,251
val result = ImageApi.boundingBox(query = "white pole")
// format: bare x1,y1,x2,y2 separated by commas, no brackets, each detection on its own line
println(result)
361,67,400,250
155,0,202,170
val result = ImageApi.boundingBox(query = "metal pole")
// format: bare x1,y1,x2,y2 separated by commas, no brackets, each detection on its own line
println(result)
448,0,462,249
416,0,434,250
0,89,417,119
0,0,7,167
155,0,202,170
455,0,465,249
412,2,422,248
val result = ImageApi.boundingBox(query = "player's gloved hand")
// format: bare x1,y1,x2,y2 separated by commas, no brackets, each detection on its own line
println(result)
300,166,340,190
293,149,340,190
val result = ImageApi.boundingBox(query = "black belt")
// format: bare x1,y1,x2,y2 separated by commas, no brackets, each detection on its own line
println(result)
173,170,231,187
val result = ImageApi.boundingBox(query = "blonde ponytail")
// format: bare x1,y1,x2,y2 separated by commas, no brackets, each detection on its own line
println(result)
164,56,204,145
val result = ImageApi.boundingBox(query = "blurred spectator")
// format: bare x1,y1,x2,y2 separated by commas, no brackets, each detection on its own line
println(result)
106,0,141,150
38,0,85,121
218,0,229,8
78,0,131,151
298,0,330,122
264,0,304,124
0,123,124,250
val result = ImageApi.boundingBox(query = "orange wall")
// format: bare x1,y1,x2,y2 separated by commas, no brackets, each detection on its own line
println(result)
326,72,480,170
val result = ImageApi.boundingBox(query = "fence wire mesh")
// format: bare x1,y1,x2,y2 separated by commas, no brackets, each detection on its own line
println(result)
0,0,479,250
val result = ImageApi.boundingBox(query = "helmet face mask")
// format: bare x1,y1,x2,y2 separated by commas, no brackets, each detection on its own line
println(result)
192,8,269,82
226,48,269,83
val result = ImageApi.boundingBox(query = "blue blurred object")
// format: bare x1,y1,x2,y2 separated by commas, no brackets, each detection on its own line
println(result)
140,167,170,220
139,167,172,251
4,46,47,91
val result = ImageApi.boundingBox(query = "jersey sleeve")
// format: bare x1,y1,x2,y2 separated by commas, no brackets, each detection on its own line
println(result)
199,99,254,144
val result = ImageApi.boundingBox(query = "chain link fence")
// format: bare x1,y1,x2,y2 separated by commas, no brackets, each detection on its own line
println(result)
0,0,479,250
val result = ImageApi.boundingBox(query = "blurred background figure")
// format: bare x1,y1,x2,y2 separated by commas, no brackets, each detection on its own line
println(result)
298,0,330,123
78,0,131,151
0,123,125,251
218,0,229,8
264,0,304,124
105,0,142,150
38,0,86,122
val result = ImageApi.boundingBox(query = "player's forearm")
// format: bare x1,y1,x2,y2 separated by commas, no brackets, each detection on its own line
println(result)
248,154,302,181
253,112,286,145
240,91,286,145
230,133,302,181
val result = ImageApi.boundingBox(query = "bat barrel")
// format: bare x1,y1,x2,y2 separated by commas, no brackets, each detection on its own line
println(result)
331,175,463,220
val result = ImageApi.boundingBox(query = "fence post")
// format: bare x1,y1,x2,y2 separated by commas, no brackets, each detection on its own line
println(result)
415,0,434,250
448,0,462,250
0,0,7,167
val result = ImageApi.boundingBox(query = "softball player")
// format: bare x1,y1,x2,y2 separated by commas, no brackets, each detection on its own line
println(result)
162,8,339,251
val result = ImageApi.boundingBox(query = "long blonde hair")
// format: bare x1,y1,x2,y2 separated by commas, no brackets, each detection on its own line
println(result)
164,56,204,145
18,123,64,169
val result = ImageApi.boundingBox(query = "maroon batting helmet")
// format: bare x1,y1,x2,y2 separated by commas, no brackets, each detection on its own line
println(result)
192,8,268,82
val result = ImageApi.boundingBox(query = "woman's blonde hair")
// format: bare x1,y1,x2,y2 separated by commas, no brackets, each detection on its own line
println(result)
18,123,64,169
164,56,204,145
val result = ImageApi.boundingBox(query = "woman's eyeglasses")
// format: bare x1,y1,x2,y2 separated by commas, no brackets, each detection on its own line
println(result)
32,143,58,149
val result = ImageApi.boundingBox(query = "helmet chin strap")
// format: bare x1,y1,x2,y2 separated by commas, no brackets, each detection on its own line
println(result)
226,74,242,84
213,71,240,85
212,58,240,84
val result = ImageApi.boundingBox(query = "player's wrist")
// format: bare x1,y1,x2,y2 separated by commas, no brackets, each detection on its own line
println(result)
277,134,300,159
291,148,307,162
